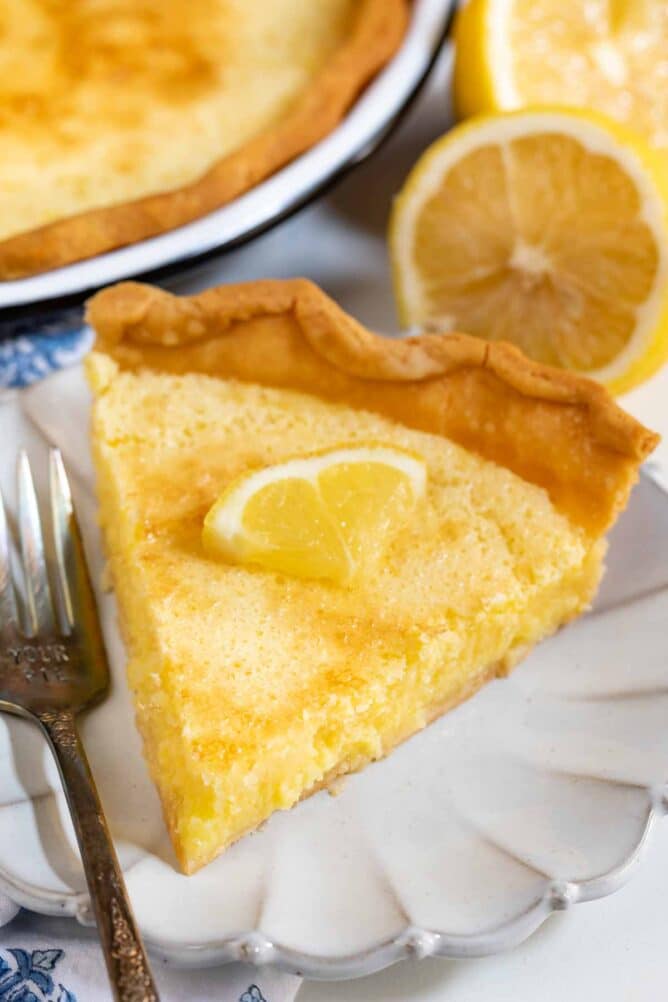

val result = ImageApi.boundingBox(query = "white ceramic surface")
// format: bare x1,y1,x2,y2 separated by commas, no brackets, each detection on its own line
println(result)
0,0,455,313
0,366,665,978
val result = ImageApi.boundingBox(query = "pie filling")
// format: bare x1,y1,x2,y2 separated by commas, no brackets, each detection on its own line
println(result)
88,356,605,873
0,0,358,241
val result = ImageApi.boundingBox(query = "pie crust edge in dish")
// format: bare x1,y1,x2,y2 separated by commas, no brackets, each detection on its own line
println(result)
0,0,408,279
86,276,659,540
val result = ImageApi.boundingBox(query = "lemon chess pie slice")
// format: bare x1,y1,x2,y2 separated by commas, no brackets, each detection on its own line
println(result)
0,0,407,278
85,279,657,874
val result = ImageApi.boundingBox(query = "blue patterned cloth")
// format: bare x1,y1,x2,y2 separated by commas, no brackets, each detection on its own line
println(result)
0,948,76,1002
0,312,92,389
0,945,268,1002
0,922,293,1002
0,944,271,1002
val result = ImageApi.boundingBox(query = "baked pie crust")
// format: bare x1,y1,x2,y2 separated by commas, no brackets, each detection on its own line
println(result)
88,278,657,537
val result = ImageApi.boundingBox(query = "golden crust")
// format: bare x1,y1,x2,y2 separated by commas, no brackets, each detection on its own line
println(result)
0,0,408,279
86,277,659,537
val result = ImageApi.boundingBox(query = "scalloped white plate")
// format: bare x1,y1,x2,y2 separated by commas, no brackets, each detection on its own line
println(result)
0,365,667,979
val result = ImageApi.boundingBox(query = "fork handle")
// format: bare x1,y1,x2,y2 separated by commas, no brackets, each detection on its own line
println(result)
39,708,160,1002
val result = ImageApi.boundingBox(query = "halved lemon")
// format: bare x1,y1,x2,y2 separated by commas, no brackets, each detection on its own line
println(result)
389,108,668,394
454,0,668,152
202,445,427,584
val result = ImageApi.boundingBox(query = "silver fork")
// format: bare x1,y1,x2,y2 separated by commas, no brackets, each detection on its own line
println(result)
0,449,159,1002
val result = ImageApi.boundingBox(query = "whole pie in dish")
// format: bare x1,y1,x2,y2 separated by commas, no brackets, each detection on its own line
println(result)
0,0,407,279
85,279,657,874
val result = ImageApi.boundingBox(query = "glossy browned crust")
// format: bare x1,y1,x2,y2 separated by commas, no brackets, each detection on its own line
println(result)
86,278,659,537
0,0,408,279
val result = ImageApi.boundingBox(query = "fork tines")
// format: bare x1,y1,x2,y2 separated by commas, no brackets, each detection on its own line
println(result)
0,477,18,637
17,450,56,635
0,449,79,639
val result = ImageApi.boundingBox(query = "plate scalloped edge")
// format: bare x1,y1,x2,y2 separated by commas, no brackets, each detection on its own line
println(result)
1,366,668,980
0,788,665,978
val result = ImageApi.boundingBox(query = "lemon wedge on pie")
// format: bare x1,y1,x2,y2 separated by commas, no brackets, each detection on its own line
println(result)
389,108,668,394
453,0,668,152
203,445,427,584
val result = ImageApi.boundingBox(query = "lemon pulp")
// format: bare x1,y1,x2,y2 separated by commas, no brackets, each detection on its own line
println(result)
203,444,427,583
390,109,668,394
454,0,668,152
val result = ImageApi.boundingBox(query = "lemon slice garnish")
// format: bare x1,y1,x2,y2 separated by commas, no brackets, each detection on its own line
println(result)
202,444,427,584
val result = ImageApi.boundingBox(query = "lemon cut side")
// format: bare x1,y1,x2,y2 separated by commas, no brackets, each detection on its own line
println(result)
454,0,668,153
203,444,427,584
390,108,668,394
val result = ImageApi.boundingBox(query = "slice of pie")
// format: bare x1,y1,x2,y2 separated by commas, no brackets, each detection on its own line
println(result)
85,279,658,874
0,0,407,278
